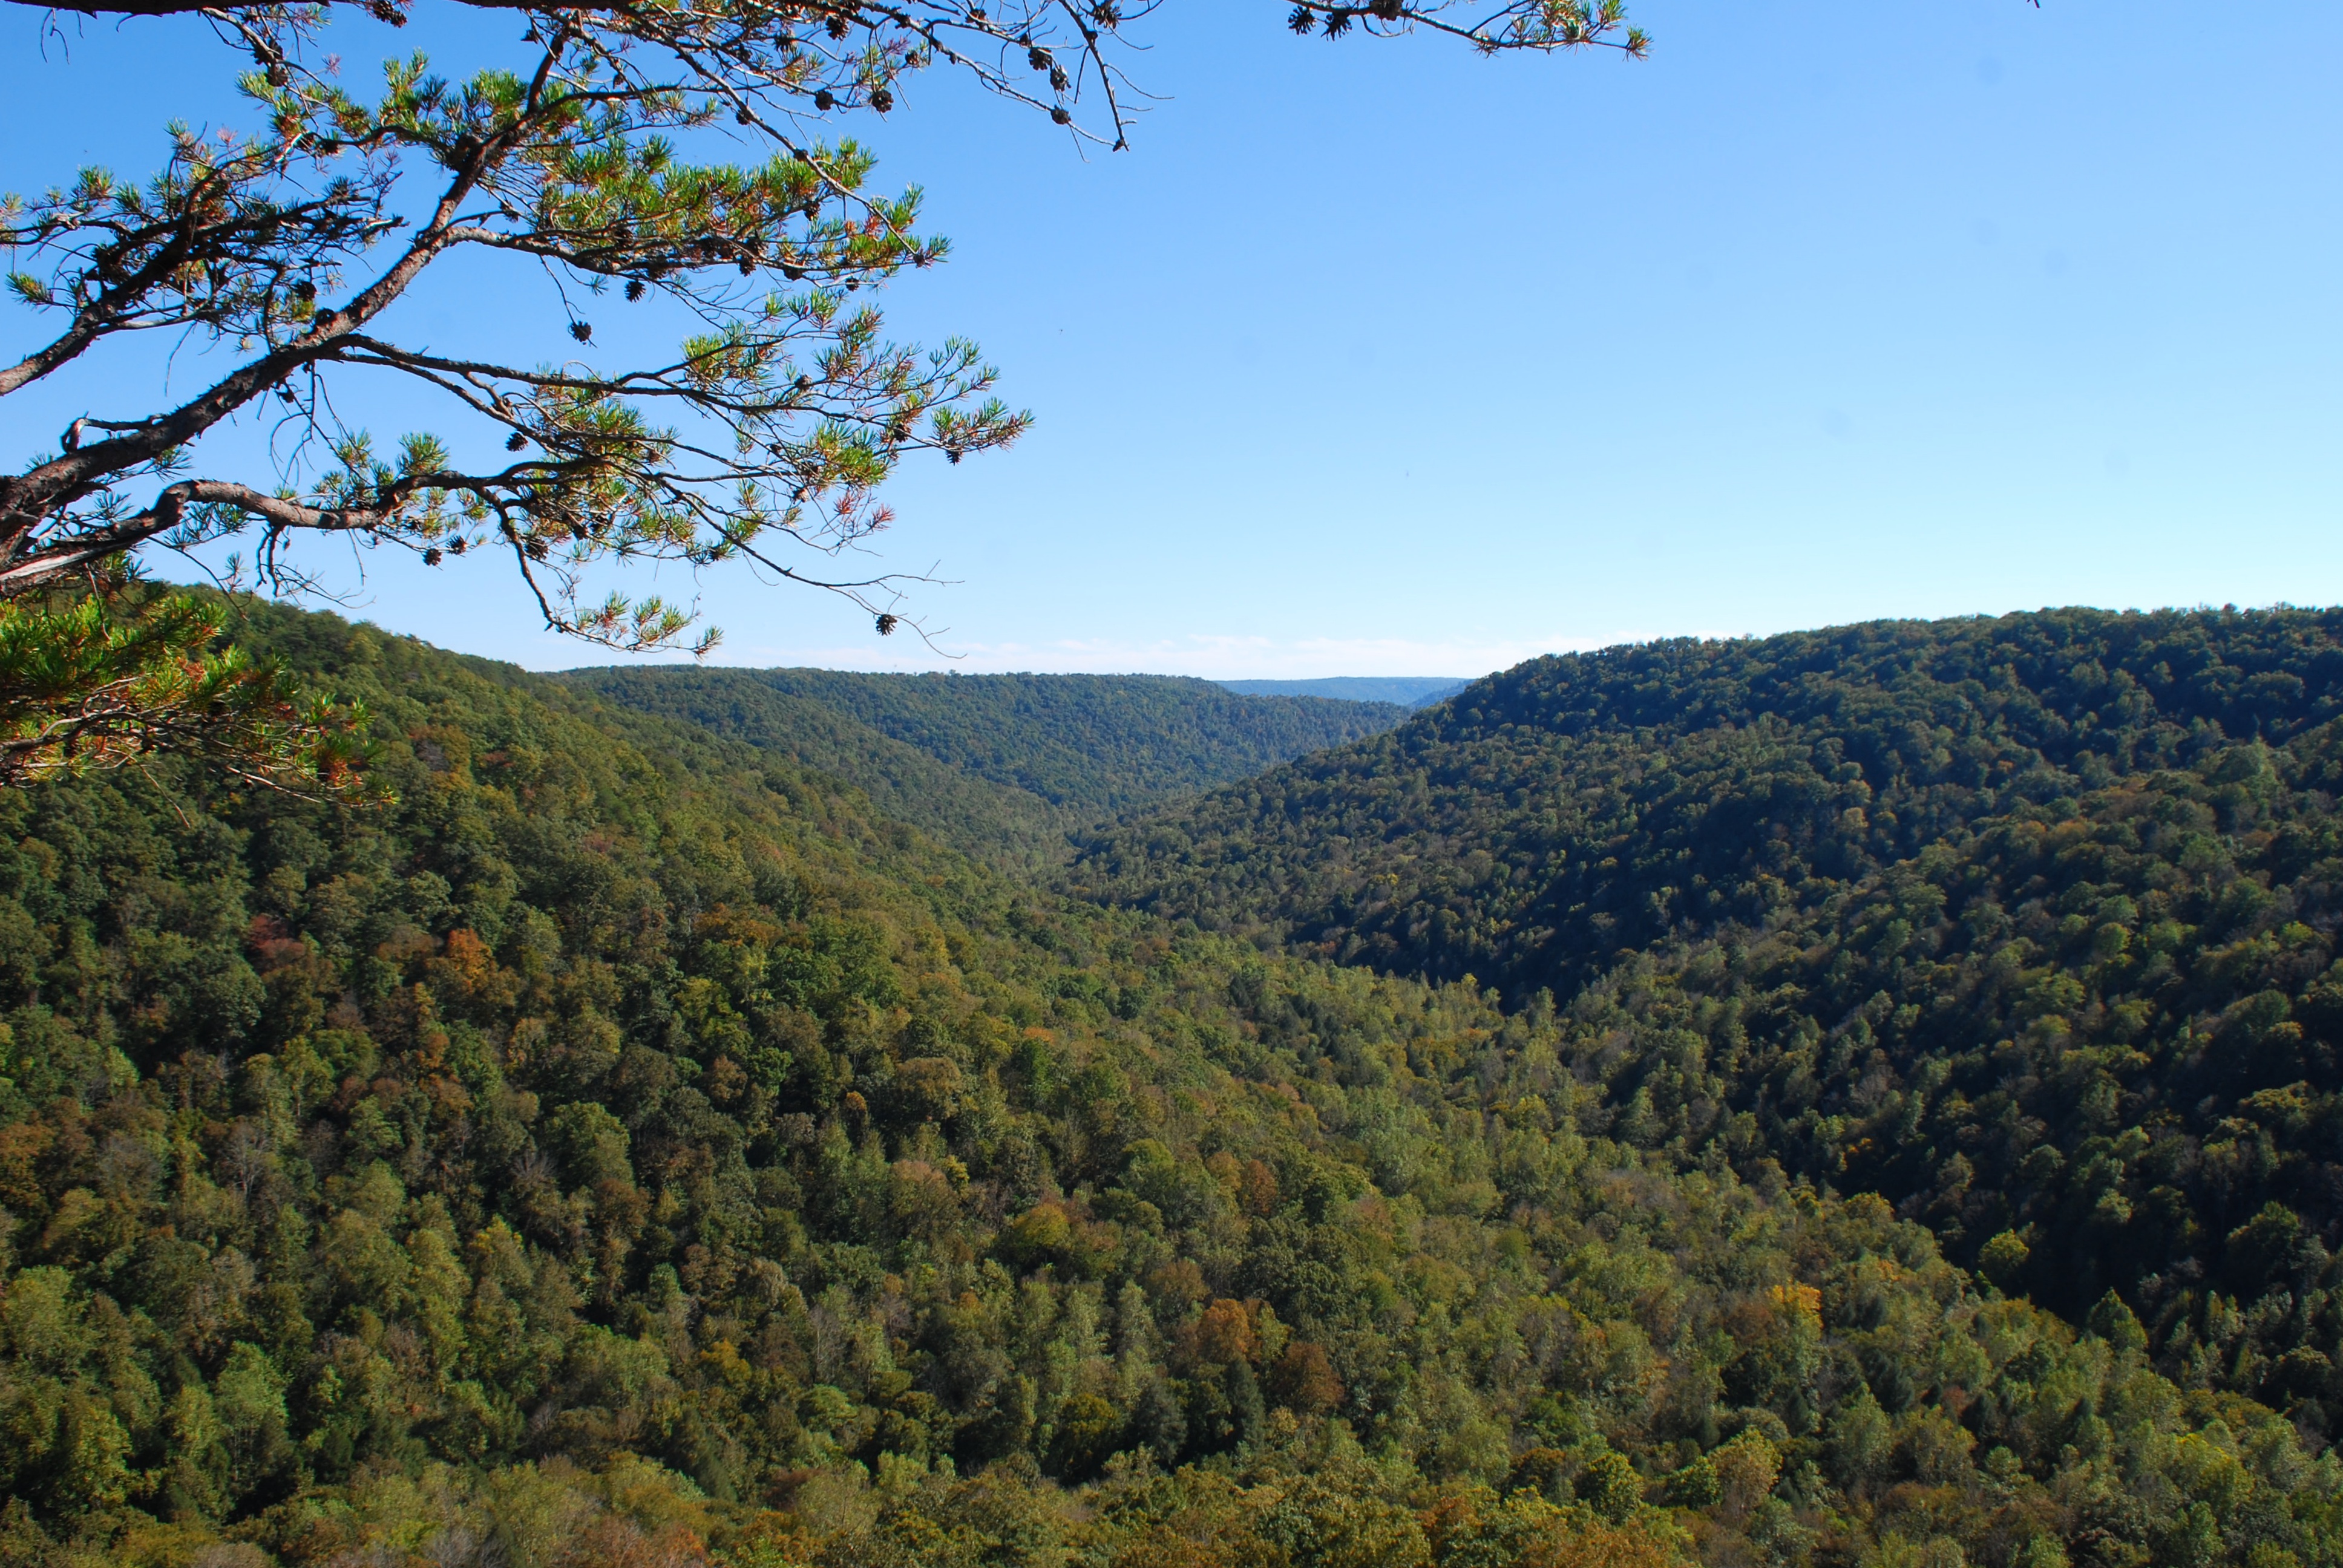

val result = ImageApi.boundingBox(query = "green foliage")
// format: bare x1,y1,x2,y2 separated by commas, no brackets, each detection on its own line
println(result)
565,665,1409,867
0,588,370,794
2,9,1040,652
2,602,2341,1567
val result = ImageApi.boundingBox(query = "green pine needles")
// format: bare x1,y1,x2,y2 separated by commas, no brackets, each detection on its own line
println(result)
0,588,370,793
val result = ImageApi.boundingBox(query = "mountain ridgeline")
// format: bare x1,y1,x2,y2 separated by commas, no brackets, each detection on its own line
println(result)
562,666,1411,867
3,601,2343,1568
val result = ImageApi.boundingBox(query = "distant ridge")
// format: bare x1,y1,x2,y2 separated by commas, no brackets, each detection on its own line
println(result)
1214,675,1471,708
557,665,1409,866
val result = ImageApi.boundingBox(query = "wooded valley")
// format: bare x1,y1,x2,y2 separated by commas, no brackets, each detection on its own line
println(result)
2,604,2340,1568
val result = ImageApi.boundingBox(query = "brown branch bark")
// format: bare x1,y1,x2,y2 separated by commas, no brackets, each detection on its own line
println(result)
0,142,500,558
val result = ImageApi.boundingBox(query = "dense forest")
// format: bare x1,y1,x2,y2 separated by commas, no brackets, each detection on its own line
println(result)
565,668,1408,869
3,604,2342,1568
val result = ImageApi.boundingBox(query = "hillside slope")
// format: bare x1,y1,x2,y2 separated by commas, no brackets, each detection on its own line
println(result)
562,667,1407,856
1076,608,2343,1357
5,601,2334,1567
548,666,1076,868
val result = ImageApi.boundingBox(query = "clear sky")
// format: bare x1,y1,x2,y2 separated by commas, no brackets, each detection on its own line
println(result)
6,1,2339,678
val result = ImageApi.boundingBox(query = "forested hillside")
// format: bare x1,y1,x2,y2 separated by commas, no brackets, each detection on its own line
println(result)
565,667,1407,857
545,668,1076,869
1076,608,2343,1422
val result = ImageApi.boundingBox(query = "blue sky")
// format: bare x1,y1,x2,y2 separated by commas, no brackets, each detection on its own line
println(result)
5,1,2339,678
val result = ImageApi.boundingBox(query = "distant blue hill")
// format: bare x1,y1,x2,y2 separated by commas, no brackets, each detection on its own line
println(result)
1215,676,1472,708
